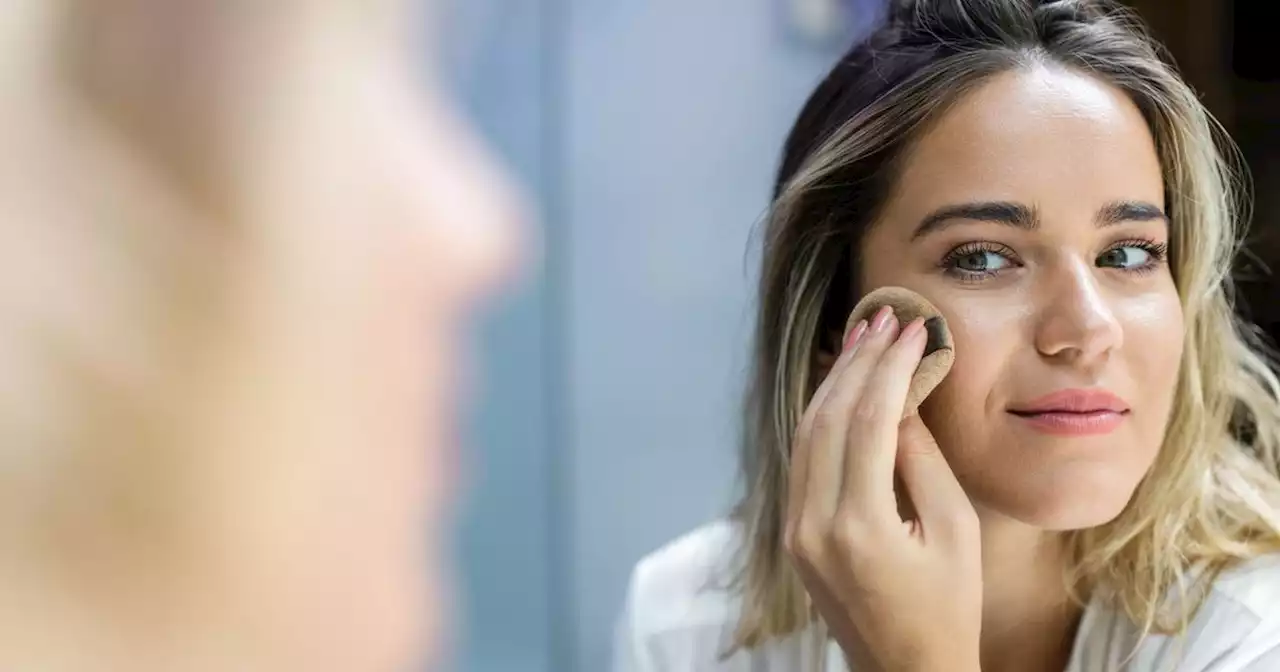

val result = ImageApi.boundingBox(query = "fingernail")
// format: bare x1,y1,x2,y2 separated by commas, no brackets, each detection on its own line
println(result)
844,320,868,351
871,305,895,333
898,317,925,344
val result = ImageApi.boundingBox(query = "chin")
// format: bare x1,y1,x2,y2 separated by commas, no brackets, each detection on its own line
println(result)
968,466,1143,532
1015,500,1132,531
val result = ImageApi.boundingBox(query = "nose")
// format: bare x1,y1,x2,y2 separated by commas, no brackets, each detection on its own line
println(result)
426,112,528,304
1033,259,1123,368
384,67,529,309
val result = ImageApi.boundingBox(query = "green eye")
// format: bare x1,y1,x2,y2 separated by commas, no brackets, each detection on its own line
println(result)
1097,246,1151,269
953,250,1010,273
1097,240,1168,273
940,242,1021,283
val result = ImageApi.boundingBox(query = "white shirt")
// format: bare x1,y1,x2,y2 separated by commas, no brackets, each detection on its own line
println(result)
613,520,1280,671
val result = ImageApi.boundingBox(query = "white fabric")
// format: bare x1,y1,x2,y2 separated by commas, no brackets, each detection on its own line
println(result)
613,520,1280,672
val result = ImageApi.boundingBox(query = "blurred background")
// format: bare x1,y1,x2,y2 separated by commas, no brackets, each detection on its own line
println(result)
435,1,1279,671
440,2,878,671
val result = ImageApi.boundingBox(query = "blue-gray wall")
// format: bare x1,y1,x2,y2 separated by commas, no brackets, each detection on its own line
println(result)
445,2,885,670
446,2,557,671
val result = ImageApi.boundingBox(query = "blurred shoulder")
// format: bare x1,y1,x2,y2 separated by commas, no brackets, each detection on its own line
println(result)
624,519,745,637
614,520,837,671
1086,553,1280,671
1210,552,1280,616
1178,553,1280,666
1202,552,1280,647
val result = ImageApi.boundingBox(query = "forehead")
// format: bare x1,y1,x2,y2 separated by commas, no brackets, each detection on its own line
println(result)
881,65,1164,227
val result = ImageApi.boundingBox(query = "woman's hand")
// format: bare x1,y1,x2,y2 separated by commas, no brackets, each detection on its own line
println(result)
784,306,983,672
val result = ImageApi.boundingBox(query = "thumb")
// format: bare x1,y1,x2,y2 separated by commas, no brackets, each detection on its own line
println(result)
896,414,974,534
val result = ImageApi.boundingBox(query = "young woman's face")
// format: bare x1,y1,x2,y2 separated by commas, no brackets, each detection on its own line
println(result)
859,66,1182,530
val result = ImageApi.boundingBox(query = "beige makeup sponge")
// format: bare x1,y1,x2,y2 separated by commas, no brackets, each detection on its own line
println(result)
844,286,955,416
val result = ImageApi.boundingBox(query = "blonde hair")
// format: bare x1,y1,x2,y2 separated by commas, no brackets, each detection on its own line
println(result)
730,0,1280,656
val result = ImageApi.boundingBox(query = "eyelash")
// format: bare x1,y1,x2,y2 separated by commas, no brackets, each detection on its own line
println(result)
1110,238,1169,275
938,241,1019,284
938,238,1169,283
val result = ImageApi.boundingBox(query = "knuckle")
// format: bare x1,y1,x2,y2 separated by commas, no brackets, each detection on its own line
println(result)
898,436,940,458
785,518,825,563
850,397,883,424
830,513,872,556
809,407,843,436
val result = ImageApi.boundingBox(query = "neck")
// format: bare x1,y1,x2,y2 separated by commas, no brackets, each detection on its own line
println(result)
975,507,1084,672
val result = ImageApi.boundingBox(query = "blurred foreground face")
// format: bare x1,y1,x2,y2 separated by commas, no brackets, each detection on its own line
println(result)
197,6,524,672
0,1,523,671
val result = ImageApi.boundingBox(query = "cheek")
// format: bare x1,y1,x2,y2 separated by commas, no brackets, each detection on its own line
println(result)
1119,291,1185,434
1119,292,1185,381
917,303,1025,461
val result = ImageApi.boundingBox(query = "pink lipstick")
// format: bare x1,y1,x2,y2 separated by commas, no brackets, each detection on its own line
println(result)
1008,388,1130,437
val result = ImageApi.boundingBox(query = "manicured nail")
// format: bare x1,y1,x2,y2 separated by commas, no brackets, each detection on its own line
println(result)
898,317,925,345
844,320,868,351
871,305,896,333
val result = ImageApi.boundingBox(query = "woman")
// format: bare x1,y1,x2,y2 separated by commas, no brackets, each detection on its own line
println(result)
616,1,1280,670
0,1,521,670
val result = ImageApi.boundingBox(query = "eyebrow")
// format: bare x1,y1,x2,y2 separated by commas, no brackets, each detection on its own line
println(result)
910,200,1167,241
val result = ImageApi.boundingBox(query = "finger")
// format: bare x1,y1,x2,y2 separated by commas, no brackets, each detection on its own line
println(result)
897,414,975,536
839,316,927,522
803,306,901,518
809,319,872,419
787,318,871,532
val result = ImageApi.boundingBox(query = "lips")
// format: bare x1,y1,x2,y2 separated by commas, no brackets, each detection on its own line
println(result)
1009,388,1130,414
1007,389,1130,437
